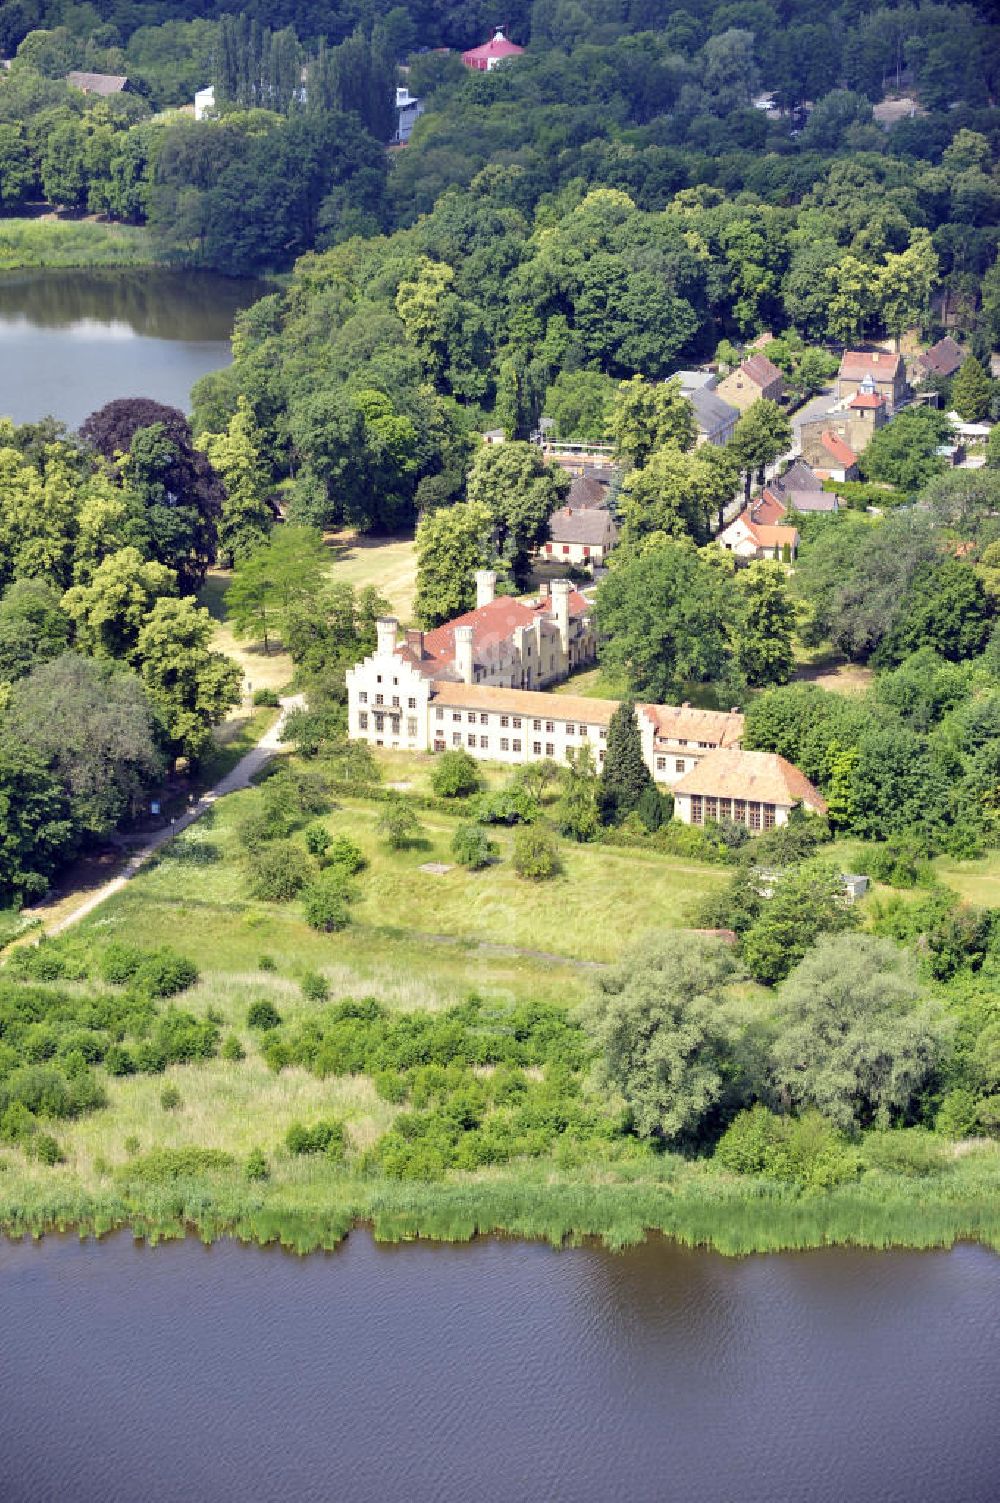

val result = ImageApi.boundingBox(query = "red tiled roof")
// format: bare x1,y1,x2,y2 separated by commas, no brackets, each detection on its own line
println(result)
820,431,856,467
461,32,524,66
644,704,744,749
752,492,788,525
839,350,905,381
674,749,828,812
409,590,591,675
849,391,884,409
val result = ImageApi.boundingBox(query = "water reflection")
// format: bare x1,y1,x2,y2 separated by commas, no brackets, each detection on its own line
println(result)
0,1231,997,1503
0,269,269,426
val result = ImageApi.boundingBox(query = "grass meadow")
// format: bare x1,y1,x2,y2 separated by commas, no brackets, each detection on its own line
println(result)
0,217,155,271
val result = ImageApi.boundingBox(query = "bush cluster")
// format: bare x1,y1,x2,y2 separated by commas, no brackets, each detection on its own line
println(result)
285,1119,345,1159
714,1106,861,1190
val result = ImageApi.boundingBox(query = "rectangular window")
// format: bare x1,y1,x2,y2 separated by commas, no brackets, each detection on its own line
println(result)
562,545,570,555
500,738,509,751
452,733,461,746
600,729,607,739
467,712,476,723
513,717,522,730
358,712,368,729
599,750,605,763
734,799,746,824
359,691,368,705
408,697,416,710
468,735,477,748
675,759,685,773
533,741,542,755
545,721,554,734
512,739,521,752
376,693,384,706
566,724,575,736
533,719,542,731
545,743,554,757
391,717,400,735
501,715,510,728
480,713,489,724
749,802,762,831
719,798,732,822
763,804,777,829
480,737,488,750
705,796,718,822
376,674,382,684
656,756,666,771
392,695,399,708
690,795,704,825
392,677,398,687
375,713,384,732
453,712,461,722
579,724,588,737
436,708,444,720
407,718,418,738
565,747,574,761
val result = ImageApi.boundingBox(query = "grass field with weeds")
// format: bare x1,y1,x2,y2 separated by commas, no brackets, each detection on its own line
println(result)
326,532,418,620
0,217,155,270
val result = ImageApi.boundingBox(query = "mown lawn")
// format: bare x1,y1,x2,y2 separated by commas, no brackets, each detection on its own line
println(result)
198,569,295,695
934,850,1000,908
326,531,418,620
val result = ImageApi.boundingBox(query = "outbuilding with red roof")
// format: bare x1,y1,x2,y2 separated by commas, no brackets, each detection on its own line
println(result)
461,29,524,70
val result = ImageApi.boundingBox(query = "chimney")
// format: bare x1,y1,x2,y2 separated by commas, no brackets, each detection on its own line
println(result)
454,624,475,684
550,577,571,653
376,617,398,658
405,628,425,658
475,569,497,608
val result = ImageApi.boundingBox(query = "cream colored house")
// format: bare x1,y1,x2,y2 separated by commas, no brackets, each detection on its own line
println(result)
716,353,784,413
347,632,745,786
540,506,618,570
673,749,827,829
718,509,799,561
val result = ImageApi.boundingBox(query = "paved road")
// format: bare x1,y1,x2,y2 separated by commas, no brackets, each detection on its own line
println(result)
31,695,304,938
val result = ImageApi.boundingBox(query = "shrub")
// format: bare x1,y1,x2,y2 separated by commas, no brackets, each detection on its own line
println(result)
33,1133,64,1165
135,1042,167,1074
285,1118,345,1159
119,1146,234,1180
99,943,144,985
252,687,280,707
221,1033,246,1061
376,799,423,849
304,822,331,858
302,869,352,932
246,1147,269,1180
863,1129,948,1176
324,837,366,874
155,1010,218,1062
160,1084,182,1111
258,954,278,973
513,826,560,880
104,1043,136,1077
431,749,482,798
245,840,314,902
247,999,282,1030
474,787,538,825
715,1107,861,1189
935,1088,981,1139
300,971,330,1003
451,823,498,870
134,948,200,997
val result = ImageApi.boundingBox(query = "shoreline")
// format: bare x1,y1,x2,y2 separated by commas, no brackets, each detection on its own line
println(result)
3,1171,999,1258
0,217,157,272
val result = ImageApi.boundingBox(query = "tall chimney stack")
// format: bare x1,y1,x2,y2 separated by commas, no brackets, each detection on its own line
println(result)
475,569,497,609
550,577,571,653
454,624,475,684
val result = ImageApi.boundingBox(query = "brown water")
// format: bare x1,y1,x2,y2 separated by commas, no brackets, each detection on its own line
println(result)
1,1231,998,1502
0,269,268,428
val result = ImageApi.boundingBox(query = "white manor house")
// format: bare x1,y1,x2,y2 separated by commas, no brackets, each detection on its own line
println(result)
345,576,827,829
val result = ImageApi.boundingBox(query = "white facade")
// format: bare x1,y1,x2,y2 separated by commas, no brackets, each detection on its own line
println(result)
194,84,215,120
674,790,792,829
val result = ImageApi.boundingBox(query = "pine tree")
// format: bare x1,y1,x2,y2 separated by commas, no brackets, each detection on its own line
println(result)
951,355,993,423
598,700,654,824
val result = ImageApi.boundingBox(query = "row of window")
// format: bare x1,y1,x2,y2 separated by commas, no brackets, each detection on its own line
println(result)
689,796,776,829
358,713,419,737
434,706,606,738
358,691,418,710
656,757,688,774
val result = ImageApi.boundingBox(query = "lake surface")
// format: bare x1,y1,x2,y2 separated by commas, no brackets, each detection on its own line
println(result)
0,269,269,429
1,1231,998,1503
